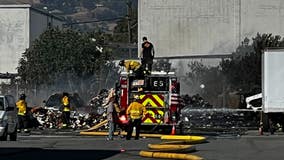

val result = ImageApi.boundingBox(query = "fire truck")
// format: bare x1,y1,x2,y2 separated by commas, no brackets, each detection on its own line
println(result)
116,71,183,133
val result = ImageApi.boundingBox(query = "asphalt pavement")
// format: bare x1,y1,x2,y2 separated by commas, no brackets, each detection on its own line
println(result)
0,130,284,160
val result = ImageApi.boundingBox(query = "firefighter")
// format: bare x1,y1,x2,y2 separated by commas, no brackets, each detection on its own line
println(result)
140,36,155,73
126,95,146,140
16,94,29,133
61,92,71,128
119,60,144,77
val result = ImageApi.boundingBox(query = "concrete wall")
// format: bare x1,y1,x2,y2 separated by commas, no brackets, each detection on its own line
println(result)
0,8,29,73
138,0,284,58
0,5,64,73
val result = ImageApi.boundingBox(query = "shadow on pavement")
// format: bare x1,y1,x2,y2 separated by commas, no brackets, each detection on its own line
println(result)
0,148,120,160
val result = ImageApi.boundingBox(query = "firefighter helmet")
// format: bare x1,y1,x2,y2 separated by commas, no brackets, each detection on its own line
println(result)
63,92,69,97
119,60,125,66
19,94,26,100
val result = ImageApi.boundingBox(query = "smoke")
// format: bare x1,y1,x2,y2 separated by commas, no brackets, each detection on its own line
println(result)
23,62,120,107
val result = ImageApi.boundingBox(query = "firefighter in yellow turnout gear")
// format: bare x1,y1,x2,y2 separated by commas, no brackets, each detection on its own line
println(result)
61,92,71,128
16,94,29,133
119,60,144,77
126,95,146,140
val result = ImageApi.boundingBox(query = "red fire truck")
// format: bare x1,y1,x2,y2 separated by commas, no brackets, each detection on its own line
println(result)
117,71,183,133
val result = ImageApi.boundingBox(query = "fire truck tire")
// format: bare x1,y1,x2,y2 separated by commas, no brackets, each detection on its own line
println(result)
139,151,203,160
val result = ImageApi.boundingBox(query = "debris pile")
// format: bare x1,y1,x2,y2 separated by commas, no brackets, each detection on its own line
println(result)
181,94,213,108
30,89,111,130
181,108,259,133
180,94,259,134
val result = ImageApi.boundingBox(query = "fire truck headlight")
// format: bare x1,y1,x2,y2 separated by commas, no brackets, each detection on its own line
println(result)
172,115,176,122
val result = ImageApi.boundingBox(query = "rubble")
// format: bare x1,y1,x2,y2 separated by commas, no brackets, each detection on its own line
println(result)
29,89,111,131
28,91,259,134
180,94,259,134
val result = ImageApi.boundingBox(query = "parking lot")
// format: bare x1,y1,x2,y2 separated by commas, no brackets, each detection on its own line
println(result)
1,130,284,160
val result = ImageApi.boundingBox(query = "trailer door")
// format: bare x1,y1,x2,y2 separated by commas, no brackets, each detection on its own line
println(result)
263,49,284,113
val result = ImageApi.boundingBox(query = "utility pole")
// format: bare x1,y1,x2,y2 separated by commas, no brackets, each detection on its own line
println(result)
126,0,132,58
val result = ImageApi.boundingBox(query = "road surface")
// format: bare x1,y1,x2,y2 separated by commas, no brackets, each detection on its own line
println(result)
0,131,284,160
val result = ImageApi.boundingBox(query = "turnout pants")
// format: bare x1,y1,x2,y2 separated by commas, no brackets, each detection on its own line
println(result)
126,118,142,140
62,111,70,127
18,115,28,130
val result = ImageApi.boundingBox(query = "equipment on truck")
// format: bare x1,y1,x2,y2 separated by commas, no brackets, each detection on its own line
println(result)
246,48,284,133
116,71,183,133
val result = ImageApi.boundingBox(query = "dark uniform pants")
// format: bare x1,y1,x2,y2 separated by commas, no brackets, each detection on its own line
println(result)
62,111,71,126
126,118,142,140
141,58,153,72
18,115,28,130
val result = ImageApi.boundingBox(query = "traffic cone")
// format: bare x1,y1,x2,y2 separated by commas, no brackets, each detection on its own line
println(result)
171,124,176,135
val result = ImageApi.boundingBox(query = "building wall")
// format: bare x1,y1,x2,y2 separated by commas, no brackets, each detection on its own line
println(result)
0,8,29,73
30,9,49,43
0,5,64,73
138,0,284,58
30,9,64,43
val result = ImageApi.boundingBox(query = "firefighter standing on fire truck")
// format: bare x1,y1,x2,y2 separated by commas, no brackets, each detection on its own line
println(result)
126,95,146,140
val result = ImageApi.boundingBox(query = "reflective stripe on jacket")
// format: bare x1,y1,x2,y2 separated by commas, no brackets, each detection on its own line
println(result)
126,101,146,120
16,100,27,116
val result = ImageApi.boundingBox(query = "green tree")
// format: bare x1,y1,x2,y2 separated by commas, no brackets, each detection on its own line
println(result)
186,61,223,104
220,33,284,95
152,59,174,72
17,27,114,100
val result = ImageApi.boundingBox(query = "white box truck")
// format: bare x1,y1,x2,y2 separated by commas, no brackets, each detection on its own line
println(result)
246,48,284,133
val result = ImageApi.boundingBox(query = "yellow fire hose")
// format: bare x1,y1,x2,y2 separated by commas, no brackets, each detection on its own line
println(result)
81,119,108,132
80,131,164,138
139,151,203,160
160,135,206,144
148,144,196,153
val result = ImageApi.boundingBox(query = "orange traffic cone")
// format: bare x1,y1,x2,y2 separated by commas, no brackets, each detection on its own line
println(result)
171,124,176,135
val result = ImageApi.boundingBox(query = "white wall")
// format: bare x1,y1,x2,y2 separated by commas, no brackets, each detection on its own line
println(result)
0,8,29,73
0,6,64,73
138,0,284,58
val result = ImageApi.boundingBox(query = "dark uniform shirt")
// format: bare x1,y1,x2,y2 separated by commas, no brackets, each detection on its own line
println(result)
142,41,154,61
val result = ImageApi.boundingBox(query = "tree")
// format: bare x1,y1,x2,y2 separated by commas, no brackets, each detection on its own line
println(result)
186,61,223,104
220,33,284,95
17,27,114,101
152,59,173,72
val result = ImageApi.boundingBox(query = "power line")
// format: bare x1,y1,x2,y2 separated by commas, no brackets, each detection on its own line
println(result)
63,17,125,26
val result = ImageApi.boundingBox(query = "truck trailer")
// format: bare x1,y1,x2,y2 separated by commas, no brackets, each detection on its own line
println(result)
246,48,284,133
